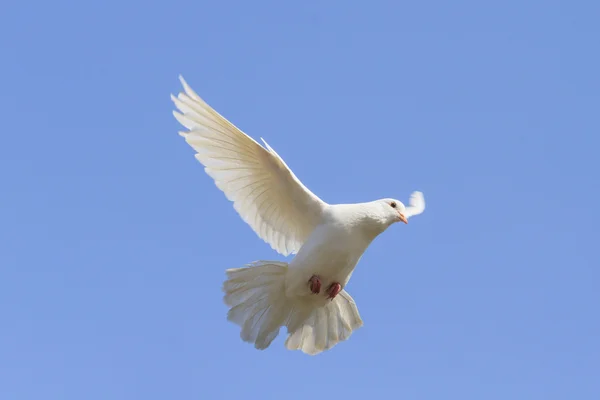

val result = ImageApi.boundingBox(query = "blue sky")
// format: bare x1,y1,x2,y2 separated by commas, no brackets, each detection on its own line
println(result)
1,0,599,399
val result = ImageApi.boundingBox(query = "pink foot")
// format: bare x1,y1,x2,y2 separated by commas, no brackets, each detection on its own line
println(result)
326,282,342,300
308,275,321,294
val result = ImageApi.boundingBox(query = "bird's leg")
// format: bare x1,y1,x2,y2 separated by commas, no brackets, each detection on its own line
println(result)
308,275,321,294
326,282,342,300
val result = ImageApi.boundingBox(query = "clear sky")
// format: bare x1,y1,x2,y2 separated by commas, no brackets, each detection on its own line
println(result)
1,1,599,399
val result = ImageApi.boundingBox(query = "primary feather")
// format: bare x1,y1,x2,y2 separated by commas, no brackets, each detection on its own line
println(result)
172,76,326,256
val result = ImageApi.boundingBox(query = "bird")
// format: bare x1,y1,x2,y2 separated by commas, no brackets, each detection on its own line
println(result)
171,76,425,355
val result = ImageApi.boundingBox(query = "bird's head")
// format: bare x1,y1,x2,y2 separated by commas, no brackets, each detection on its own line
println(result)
378,198,408,225
347,192,424,237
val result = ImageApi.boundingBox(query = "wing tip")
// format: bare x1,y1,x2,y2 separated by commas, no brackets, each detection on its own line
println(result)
176,75,204,103
410,191,425,213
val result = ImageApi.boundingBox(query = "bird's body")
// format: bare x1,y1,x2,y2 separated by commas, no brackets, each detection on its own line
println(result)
285,202,389,301
172,76,425,355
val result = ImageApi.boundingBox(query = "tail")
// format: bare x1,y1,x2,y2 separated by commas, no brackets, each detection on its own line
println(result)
223,261,364,355
284,290,363,355
223,261,290,350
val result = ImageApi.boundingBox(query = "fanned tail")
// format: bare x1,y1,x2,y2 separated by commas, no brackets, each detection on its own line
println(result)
223,261,291,350
223,261,363,355
284,290,363,355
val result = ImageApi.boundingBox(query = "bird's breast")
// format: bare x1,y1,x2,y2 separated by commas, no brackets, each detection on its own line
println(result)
286,224,372,292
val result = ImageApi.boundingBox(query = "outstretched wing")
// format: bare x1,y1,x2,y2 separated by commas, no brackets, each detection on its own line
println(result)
172,76,327,256
405,191,425,219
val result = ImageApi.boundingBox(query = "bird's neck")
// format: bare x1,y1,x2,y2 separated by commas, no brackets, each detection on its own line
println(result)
332,203,390,241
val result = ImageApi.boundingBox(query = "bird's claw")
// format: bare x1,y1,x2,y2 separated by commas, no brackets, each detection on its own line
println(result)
326,282,342,300
308,275,321,294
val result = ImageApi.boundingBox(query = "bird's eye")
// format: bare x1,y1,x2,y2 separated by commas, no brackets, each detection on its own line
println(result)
390,202,397,208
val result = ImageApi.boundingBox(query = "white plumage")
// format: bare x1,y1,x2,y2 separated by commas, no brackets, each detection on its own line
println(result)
172,76,425,355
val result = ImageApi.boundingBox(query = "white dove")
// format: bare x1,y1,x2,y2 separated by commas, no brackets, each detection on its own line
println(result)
171,76,425,355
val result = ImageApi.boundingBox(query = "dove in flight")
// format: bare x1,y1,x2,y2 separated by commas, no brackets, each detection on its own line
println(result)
171,76,425,355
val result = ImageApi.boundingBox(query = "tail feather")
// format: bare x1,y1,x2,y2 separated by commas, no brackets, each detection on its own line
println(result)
284,290,363,355
223,261,290,350
223,261,363,354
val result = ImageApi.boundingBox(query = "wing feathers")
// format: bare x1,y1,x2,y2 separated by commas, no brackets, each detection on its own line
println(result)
405,191,425,219
172,76,327,255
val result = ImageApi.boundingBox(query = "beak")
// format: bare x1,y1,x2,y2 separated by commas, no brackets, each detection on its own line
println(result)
398,212,408,224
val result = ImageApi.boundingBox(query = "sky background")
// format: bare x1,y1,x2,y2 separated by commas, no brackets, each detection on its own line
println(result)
1,0,599,399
